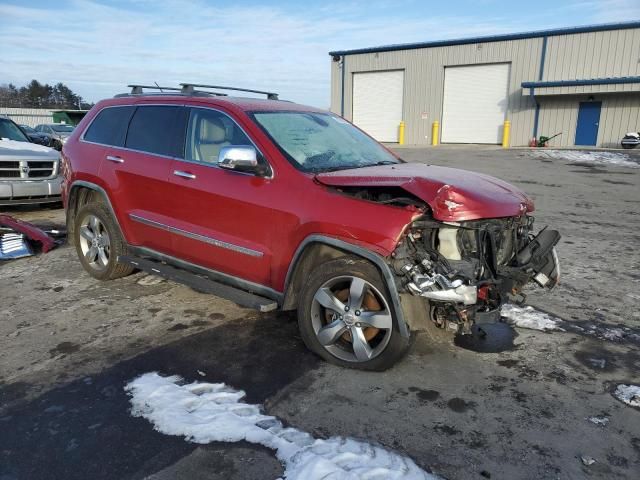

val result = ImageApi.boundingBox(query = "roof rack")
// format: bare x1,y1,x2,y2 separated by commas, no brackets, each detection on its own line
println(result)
114,84,227,98
180,83,279,100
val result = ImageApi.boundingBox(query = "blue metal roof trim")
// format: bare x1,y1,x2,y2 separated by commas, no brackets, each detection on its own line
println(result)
328,21,640,56
522,76,640,88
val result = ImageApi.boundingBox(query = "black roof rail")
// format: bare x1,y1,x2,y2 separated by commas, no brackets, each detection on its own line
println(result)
180,83,279,100
127,84,182,94
114,84,228,98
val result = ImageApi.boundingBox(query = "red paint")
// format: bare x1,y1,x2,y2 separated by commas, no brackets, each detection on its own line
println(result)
63,95,536,293
0,215,55,252
316,163,534,221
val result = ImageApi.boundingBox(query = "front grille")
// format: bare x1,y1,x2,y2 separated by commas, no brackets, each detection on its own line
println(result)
27,161,55,178
0,159,56,179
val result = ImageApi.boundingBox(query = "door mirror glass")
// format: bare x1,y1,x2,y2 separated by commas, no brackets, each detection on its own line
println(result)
218,146,258,171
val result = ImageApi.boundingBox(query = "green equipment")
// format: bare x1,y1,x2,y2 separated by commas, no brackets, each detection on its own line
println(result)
537,132,562,147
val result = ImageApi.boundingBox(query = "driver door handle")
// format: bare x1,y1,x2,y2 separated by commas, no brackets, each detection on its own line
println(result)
174,170,196,180
106,155,124,163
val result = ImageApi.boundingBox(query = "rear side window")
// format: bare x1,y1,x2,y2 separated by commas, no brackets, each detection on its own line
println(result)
84,106,134,147
125,106,184,157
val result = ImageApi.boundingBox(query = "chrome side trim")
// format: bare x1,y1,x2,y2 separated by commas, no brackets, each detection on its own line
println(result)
129,213,264,258
128,245,282,302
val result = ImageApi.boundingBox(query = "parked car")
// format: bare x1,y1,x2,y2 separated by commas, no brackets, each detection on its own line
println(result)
35,123,75,150
62,84,560,370
19,124,53,147
621,131,639,149
0,117,62,206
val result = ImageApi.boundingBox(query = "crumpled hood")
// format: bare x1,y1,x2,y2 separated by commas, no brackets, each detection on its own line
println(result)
315,163,534,221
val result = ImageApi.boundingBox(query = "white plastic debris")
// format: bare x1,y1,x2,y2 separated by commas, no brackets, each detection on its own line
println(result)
588,416,609,426
126,372,439,480
501,304,564,332
613,384,640,408
581,456,596,466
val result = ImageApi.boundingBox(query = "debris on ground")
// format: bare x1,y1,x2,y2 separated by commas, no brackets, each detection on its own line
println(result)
0,214,61,260
500,304,564,331
613,384,640,408
529,150,640,168
588,416,609,426
580,456,597,466
126,372,440,480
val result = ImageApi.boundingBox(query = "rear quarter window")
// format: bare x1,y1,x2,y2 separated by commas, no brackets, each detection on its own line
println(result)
125,106,184,157
84,106,135,147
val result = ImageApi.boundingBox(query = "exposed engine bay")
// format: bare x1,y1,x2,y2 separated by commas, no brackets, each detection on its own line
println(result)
390,214,561,334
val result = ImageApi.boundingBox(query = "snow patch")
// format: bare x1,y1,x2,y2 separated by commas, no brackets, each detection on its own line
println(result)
0,138,54,153
136,274,166,286
501,304,564,332
530,149,640,168
613,384,640,408
588,416,609,426
126,372,439,480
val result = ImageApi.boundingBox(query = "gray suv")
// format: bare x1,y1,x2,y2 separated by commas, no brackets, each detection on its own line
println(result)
0,117,61,206
35,123,75,151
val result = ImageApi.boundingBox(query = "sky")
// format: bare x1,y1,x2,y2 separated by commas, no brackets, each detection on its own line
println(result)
1,0,639,108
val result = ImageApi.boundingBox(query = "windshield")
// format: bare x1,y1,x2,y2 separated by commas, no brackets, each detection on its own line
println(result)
0,119,30,142
251,112,399,173
51,124,75,133
20,125,35,133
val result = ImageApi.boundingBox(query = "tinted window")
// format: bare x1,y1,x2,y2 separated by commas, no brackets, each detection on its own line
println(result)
125,106,183,157
185,108,254,164
0,119,29,142
84,106,134,147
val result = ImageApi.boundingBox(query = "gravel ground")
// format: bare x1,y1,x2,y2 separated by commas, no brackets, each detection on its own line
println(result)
1,146,639,480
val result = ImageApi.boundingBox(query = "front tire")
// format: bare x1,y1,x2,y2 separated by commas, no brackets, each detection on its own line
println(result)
74,202,133,280
297,256,411,371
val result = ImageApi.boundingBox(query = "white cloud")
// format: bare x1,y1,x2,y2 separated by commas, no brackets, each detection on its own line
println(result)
0,0,634,106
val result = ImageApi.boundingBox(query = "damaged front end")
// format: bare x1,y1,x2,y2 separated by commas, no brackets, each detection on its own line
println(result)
391,215,560,334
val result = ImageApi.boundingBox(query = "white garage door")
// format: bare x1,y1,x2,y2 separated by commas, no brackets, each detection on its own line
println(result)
352,70,404,142
441,63,510,144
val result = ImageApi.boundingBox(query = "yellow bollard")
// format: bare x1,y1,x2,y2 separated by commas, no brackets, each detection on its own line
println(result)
431,121,439,146
502,120,511,148
398,121,405,145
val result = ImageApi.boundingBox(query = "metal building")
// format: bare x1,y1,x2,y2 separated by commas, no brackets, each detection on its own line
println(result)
329,21,640,147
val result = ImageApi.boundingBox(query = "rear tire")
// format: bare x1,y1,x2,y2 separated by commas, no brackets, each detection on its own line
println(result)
297,255,411,371
74,202,133,280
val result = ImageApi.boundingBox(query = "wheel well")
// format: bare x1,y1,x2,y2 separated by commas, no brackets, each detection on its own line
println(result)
66,186,107,243
282,242,357,310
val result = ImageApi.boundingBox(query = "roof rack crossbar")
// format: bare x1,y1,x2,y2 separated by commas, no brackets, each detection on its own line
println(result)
127,84,184,94
180,83,279,100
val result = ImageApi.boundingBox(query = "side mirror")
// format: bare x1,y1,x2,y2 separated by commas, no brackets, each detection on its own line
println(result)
218,146,258,171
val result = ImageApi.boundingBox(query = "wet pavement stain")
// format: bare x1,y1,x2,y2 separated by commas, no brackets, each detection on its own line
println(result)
49,342,80,357
408,387,440,402
454,323,518,353
447,398,476,413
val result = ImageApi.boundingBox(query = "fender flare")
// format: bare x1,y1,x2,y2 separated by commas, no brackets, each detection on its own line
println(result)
67,180,123,235
284,235,410,338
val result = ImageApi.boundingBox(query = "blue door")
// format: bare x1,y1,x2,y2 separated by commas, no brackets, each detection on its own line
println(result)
575,101,601,146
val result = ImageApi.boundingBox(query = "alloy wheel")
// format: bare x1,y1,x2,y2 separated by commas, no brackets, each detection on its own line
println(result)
310,275,393,363
78,214,111,271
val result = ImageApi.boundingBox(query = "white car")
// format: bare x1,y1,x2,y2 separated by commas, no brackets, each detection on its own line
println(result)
0,117,62,206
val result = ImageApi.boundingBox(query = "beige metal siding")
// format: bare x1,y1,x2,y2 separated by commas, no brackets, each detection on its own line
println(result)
337,37,541,146
331,26,640,147
537,94,640,147
543,29,640,82
330,60,341,114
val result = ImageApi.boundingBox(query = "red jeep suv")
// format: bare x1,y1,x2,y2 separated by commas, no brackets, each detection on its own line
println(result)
62,84,560,370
